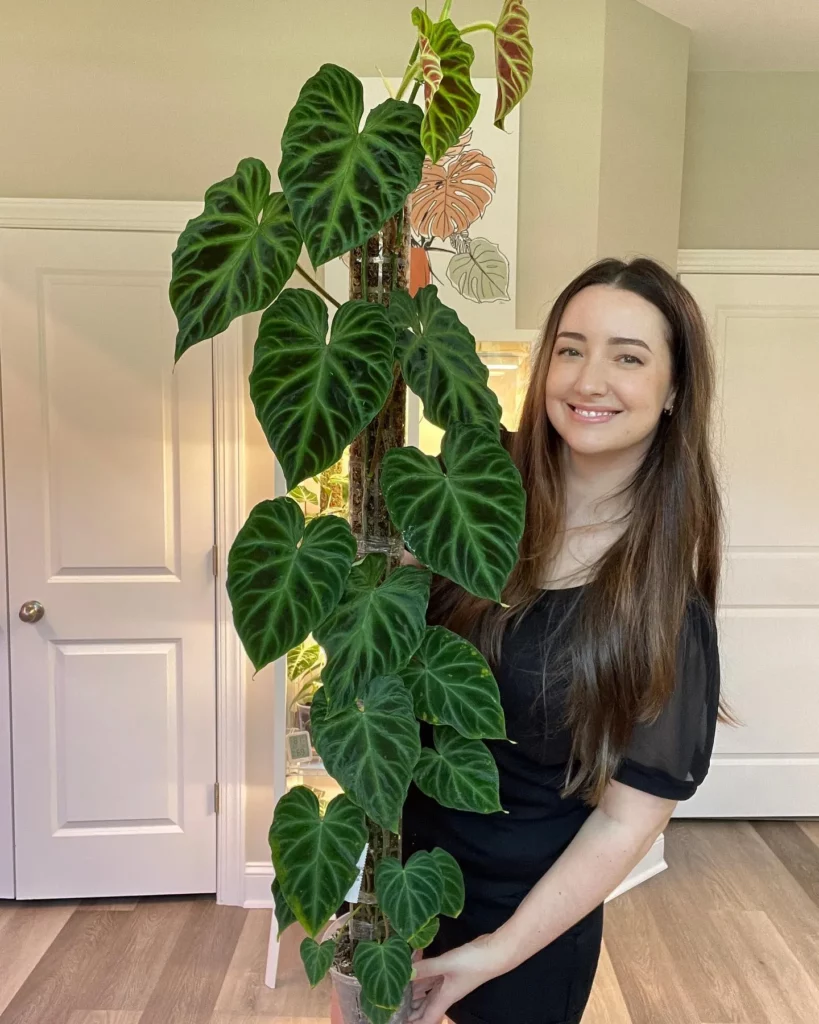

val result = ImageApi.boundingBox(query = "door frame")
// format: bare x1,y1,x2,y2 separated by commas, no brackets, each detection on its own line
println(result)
0,198,246,905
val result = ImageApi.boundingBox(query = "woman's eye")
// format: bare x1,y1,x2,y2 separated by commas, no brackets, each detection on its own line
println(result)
618,353,644,366
557,346,581,357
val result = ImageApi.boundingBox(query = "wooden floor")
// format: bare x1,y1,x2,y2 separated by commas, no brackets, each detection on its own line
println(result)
1,821,818,1024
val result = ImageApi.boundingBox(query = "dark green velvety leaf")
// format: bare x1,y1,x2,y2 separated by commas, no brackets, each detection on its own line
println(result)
401,626,506,740
381,424,525,602
227,497,356,672
250,289,395,490
271,877,297,937
354,936,413,1011
375,851,441,940
413,726,502,814
279,63,424,266
311,677,421,833
430,847,465,917
411,10,481,163
313,554,431,711
170,158,302,360
388,286,501,433
360,992,397,1024
494,0,534,129
269,787,367,938
300,936,336,987
408,915,440,950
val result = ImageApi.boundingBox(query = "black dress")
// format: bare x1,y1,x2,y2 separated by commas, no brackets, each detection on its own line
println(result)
403,584,721,1024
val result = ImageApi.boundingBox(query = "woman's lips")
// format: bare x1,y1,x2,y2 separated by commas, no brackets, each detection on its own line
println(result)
566,403,622,424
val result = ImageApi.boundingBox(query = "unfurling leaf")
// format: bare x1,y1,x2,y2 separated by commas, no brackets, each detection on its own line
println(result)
411,10,481,163
494,0,535,129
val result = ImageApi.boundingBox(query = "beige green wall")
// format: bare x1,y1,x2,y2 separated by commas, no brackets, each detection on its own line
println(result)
597,0,689,271
680,71,819,249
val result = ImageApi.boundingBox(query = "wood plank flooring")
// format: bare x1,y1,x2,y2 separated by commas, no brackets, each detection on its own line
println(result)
1,821,817,1024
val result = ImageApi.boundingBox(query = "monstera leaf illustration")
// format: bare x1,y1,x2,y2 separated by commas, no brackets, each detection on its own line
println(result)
410,148,496,240
446,237,510,303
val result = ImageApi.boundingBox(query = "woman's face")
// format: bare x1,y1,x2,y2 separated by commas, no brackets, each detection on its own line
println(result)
545,284,675,459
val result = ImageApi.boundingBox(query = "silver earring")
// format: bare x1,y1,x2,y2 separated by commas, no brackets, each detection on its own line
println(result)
663,405,674,416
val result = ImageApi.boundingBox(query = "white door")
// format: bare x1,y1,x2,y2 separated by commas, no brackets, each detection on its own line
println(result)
678,271,819,817
0,226,217,898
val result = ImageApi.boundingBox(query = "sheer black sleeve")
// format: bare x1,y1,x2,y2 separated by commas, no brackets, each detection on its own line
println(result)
612,597,721,801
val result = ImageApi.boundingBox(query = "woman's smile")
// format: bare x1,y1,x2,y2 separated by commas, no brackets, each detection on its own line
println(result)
566,403,622,424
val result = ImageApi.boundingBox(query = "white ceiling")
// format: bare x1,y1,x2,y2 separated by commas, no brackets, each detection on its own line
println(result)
638,0,819,71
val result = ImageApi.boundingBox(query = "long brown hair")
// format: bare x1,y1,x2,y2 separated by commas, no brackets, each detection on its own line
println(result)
429,257,734,805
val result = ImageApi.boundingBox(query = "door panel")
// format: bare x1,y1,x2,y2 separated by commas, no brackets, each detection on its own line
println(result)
679,273,819,816
0,227,217,897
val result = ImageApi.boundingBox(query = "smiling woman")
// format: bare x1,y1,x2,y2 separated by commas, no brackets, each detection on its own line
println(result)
403,256,733,1024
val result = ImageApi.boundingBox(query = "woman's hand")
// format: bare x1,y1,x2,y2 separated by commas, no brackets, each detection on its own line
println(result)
400,547,425,569
408,935,501,1024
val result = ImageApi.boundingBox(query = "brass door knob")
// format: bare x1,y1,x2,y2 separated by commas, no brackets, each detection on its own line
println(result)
19,601,45,624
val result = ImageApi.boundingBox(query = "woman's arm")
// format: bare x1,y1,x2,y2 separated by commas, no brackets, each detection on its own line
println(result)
409,782,676,1024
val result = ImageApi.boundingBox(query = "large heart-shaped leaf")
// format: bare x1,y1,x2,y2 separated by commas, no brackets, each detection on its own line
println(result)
300,936,336,987
311,677,421,833
381,425,525,602
413,726,502,814
279,63,425,267
271,877,297,937
401,626,505,740
250,289,395,490
375,852,441,940
408,916,440,950
494,0,535,130
268,787,367,937
389,286,501,433
313,555,431,710
354,936,413,1011
227,498,356,671
430,847,465,917
446,237,510,303
170,158,302,361
411,10,480,164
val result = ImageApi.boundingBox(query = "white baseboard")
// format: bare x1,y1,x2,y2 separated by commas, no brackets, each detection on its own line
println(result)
243,832,666,910
244,861,275,909
605,832,666,902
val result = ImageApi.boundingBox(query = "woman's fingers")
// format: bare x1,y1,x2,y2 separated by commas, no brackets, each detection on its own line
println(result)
408,978,452,1024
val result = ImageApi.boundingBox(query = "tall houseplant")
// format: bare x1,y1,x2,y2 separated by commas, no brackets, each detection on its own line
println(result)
169,3,533,1021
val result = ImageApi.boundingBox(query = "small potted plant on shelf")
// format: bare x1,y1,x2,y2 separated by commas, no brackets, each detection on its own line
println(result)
168,3,533,1020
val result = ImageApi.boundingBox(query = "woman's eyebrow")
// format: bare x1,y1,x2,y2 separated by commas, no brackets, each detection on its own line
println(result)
556,330,651,351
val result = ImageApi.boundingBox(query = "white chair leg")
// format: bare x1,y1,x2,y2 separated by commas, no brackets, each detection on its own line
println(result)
264,911,281,989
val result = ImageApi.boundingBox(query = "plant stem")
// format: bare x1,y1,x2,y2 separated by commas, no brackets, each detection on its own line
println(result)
459,20,496,35
440,0,453,19
294,263,341,309
395,58,421,102
409,79,422,105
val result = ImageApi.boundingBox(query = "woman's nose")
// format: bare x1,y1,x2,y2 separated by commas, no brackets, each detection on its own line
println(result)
575,356,608,396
